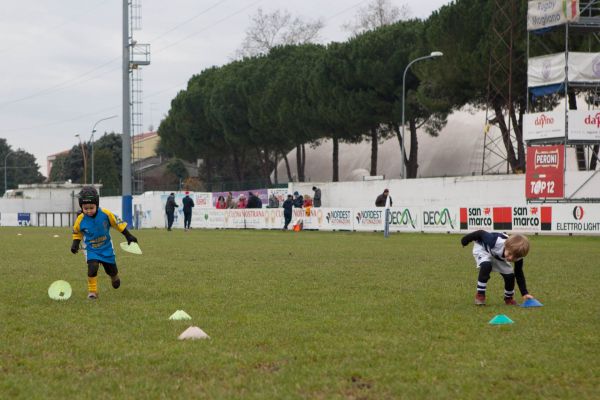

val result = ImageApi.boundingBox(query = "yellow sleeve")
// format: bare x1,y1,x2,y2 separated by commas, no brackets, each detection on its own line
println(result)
103,208,128,232
72,213,84,240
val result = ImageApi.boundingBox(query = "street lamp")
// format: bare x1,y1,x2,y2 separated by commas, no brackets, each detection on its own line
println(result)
401,51,443,179
75,134,87,184
4,151,13,195
90,115,118,185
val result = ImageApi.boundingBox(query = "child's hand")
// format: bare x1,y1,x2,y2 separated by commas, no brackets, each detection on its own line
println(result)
125,232,138,245
522,294,534,300
460,235,470,247
70,240,80,254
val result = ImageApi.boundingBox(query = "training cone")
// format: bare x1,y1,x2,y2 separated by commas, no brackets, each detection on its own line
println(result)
489,314,514,325
169,310,192,320
521,298,543,308
178,326,210,340
120,242,142,255
48,280,72,301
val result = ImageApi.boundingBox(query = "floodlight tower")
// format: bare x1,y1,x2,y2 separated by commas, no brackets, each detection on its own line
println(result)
122,0,150,225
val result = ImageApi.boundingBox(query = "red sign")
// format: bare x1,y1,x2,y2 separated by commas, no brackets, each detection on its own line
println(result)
525,145,564,199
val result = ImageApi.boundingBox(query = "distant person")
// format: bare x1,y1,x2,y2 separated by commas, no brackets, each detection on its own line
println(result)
312,186,322,207
225,192,235,209
236,194,247,209
303,194,313,208
182,191,195,231
375,189,392,207
246,192,263,209
268,193,280,208
461,230,535,306
282,194,294,230
215,195,227,209
293,191,304,208
70,186,137,299
165,192,179,231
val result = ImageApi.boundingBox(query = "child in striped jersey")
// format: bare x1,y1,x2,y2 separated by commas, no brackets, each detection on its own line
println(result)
461,230,535,306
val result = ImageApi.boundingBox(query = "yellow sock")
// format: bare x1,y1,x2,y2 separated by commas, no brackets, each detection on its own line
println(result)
87,276,98,293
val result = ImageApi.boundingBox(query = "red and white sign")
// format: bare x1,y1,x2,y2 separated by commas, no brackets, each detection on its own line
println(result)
523,111,565,141
568,110,600,141
526,145,564,199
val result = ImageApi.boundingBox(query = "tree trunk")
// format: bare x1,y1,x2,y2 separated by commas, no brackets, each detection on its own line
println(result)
204,154,212,191
590,145,599,170
295,144,305,182
493,99,519,173
301,144,306,181
568,90,587,170
370,128,378,176
282,151,293,181
509,101,526,172
332,136,339,182
406,118,419,178
273,152,278,184
395,125,407,178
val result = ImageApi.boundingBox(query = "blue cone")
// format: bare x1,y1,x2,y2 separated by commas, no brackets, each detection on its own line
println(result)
489,314,514,325
521,298,543,308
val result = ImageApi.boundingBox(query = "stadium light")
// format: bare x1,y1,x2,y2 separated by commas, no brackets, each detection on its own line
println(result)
401,51,443,179
75,134,87,184
90,115,118,185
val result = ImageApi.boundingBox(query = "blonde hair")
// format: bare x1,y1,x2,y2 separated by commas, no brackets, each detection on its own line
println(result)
505,234,530,259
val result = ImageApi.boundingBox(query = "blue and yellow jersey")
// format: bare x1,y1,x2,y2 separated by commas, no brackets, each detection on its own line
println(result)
72,207,127,263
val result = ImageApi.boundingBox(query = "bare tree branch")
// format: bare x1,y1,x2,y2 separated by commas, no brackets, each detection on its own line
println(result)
342,0,410,35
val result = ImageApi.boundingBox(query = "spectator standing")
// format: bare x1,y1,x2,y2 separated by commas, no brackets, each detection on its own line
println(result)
312,186,322,207
268,193,280,208
303,195,313,208
215,195,227,209
182,192,195,231
282,194,294,230
247,192,263,209
225,192,234,209
165,192,179,231
293,191,304,208
375,189,392,207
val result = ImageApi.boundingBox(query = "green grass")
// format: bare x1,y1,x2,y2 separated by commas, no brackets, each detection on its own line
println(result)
1,227,599,399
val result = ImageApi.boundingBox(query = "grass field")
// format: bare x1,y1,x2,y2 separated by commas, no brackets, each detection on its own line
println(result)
1,227,599,399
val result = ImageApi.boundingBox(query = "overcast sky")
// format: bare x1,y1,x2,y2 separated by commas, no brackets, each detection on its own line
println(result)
0,0,451,176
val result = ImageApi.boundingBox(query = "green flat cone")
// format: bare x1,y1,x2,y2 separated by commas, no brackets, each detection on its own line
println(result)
489,314,514,325
48,280,72,301
169,310,192,320
120,242,142,255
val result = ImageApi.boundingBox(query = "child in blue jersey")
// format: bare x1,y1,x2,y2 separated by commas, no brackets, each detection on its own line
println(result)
461,230,535,306
71,186,137,299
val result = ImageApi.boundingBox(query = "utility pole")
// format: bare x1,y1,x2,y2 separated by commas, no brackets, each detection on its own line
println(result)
122,0,132,225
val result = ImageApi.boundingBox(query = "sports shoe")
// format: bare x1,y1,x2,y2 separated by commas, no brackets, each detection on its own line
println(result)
87,292,98,299
504,297,518,306
474,293,486,305
111,277,121,289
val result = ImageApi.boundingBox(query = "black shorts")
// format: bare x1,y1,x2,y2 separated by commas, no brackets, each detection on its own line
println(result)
87,260,118,277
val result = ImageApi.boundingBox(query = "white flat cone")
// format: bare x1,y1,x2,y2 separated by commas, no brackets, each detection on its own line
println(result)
169,310,192,320
178,326,210,340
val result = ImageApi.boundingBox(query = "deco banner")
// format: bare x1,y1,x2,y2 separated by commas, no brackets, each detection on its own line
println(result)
525,145,564,199
527,0,579,31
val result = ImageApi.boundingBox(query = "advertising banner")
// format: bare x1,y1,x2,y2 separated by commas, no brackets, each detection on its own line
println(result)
193,192,212,208
568,109,600,141
511,206,551,232
525,145,565,199
528,53,565,87
354,208,386,232
523,111,565,140
387,208,420,232
420,207,457,232
567,52,600,83
320,208,353,231
18,212,31,226
460,207,493,230
527,0,579,31
267,188,289,207
553,204,600,233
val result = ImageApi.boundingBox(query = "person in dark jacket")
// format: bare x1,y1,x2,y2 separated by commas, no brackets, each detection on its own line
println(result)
312,186,322,207
246,192,263,209
375,189,392,207
165,192,178,231
182,192,195,231
293,191,304,208
282,194,294,230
